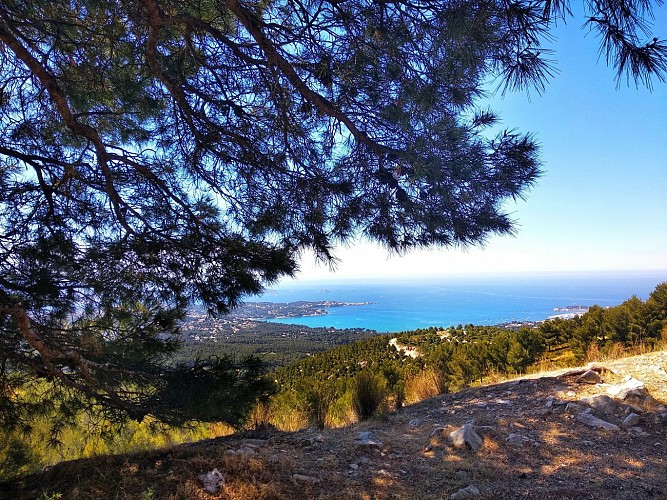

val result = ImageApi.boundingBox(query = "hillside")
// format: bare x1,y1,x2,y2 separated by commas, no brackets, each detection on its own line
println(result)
3,350,666,499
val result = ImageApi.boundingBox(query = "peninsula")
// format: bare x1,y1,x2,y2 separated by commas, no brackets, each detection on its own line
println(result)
233,300,374,320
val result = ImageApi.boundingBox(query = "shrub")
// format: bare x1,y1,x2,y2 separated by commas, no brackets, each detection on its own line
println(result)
352,371,386,421
325,391,357,428
298,382,336,430
248,401,274,431
266,391,307,432
405,368,446,404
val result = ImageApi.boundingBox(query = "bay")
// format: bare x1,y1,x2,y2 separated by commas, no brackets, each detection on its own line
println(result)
258,270,667,333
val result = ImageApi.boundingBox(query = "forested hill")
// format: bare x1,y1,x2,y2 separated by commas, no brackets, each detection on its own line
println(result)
1,283,665,484
174,319,377,368
267,282,667,429
172,283,667,430
4,349,666,499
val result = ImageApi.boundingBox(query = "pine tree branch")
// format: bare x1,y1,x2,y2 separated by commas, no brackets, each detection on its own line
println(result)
224,0,402,158
0,20,135,235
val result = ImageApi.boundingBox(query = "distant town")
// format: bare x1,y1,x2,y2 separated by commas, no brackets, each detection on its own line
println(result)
179,301,373,342
230,300,374,320
553,305,591,313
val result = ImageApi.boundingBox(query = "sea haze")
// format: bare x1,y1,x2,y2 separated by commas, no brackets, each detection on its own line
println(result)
257,271,667,333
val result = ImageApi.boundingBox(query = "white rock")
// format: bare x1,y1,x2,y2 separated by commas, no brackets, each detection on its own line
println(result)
199,468,225,494
450,484,481,499
448,423,483,452
409,418,421,427
355,431,384,448
576,412,620,431
506,433,535,447
608,377,647,400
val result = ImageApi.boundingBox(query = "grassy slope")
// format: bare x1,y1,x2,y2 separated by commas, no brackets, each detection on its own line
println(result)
3,350,666,500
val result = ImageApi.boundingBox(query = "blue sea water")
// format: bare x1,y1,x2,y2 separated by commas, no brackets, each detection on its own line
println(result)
257,271,667,333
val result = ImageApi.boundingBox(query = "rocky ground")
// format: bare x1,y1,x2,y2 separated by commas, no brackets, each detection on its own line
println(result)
3,351,667,499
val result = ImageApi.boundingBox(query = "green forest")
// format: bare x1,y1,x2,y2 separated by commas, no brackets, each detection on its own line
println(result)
173,322,377,368
2,282,666,481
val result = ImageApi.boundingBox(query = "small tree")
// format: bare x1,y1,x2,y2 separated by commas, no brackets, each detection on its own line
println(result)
298,381,337,430
569,306,609,361
646,283,667,341
352,371,386,421
448,342,489,388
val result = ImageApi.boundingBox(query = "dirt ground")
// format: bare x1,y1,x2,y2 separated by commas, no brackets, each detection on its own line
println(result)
3,350,667,499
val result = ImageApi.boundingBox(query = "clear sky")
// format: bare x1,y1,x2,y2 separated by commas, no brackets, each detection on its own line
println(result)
295,6,667,282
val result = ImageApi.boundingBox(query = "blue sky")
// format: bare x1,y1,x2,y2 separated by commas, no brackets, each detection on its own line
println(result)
296,6,667,281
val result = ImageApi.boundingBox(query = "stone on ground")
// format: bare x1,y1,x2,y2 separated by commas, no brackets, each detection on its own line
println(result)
576,369,602,384
622,413,642,428
199,468,225,494
581,394,616,414
450,484,481,499
608,377,648,401
448,423,483,452
576,412,620,431
355,431,384,448
292,474,321,484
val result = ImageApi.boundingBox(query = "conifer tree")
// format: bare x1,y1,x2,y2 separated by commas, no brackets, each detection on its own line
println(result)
0,0,664,426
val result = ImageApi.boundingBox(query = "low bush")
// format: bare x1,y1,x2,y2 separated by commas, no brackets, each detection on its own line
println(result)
352,371,386,421
405,368,446,404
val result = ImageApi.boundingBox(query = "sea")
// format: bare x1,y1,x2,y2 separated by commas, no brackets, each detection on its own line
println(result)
257,270,667,333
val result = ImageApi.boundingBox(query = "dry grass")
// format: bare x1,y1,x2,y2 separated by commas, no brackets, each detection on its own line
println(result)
404,368,445,404
3,350,667,500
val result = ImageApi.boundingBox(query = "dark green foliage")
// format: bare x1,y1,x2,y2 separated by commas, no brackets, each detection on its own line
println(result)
541,283,667,360
152,356,276,426
538,318,568,351
606,296,648,344
511,328,546,371
448,342,489,388
1,0,664,431
297,381,338,430
646,283,667,338
352,371,386,421
0,433,35,480
172,322,376,368
273,324,548,408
